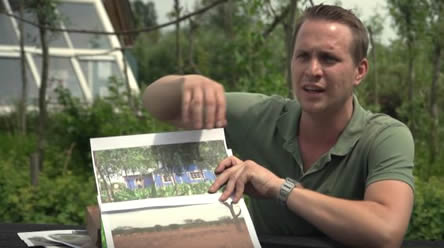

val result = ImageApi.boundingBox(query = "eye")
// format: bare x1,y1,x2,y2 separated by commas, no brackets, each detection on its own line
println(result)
294,52,309,61
320,53,339,65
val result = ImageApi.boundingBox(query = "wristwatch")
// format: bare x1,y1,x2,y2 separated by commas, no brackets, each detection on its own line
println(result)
278,177,299,207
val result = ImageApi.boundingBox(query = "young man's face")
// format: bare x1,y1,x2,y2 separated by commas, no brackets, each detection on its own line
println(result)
291,19,367,116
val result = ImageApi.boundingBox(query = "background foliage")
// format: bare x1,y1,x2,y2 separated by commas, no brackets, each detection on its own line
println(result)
0,0,443,241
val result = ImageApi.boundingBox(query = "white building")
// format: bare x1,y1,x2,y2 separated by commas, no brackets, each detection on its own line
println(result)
0,0,139,111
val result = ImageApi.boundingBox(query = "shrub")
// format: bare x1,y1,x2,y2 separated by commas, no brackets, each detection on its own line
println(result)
406,176,444,240
0,149,97,224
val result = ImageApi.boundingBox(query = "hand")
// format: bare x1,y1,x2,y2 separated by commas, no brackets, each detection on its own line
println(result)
181,75,227,129
208,156,285,203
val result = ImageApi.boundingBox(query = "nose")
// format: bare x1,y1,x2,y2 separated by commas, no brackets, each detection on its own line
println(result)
308,58,322,76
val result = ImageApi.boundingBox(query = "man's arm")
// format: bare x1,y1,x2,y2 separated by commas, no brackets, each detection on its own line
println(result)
287,180,413,248
143,75,184,123
143,74,226,129
210,157,413,248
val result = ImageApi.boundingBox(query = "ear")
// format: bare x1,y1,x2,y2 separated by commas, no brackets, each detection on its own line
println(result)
353,58,368,86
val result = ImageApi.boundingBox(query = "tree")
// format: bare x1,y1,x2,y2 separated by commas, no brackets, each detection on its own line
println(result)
282,0,299,96
425,0,443,170
17,0,28,135
388,0,428,124
27,0,60,176
174,0,183,73
93,147,158,202
366,11,385,107
132,0,157,28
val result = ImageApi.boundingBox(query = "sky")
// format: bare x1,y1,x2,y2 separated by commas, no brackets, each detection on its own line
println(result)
151,0,396,44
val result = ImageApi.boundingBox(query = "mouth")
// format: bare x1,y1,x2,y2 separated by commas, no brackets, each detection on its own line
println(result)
302,85,325,94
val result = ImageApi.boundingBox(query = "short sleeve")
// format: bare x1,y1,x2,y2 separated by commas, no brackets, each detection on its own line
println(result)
224,92,269,147
366,122,415,191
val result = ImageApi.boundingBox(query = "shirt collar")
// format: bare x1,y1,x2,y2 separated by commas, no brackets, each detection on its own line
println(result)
330,96,367,156
277,96,367,157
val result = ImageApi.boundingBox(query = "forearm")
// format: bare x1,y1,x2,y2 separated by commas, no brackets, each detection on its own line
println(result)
143,75,184,121
287,188,405,248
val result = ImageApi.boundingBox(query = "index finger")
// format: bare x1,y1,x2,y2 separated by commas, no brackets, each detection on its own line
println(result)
215,156,241,174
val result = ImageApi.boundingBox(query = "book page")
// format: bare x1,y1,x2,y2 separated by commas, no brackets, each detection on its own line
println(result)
90,129,261,248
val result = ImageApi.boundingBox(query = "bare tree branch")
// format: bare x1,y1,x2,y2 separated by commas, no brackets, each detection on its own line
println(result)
1,0,227,36
263,6,290,38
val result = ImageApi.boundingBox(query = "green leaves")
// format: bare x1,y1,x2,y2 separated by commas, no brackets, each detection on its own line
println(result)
0,156,97,224
406,177,444,240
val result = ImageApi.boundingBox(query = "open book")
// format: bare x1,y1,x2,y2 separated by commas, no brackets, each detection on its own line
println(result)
90,128,261,248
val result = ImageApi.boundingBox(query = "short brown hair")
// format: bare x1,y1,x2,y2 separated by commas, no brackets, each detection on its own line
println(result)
292,4,369,65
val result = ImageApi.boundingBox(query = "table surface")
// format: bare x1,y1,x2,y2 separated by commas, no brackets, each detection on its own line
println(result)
3,223,444,248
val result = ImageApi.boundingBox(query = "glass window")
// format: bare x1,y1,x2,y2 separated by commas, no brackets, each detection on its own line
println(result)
33,55,85,102
189,171,203,180
0,57,38,105
162,175,173,183
7,1,68,48
0,9,18,45
79,60,123,98
57,2,111,49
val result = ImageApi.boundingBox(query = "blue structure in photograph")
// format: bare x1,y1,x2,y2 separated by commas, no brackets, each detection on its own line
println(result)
123,164,216,190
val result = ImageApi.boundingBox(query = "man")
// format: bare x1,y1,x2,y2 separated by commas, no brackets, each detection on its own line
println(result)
143,4,414,247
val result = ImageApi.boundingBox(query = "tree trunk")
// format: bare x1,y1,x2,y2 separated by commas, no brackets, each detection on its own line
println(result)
97,166,114,202
368,26,378,106
174,0,183,74
36,8,50,172
283,0,298,97
405,38,416,134
119,35,133,109
18,0,28,135
187,18,201,74
407,41,414,104
428,43,441,170
224,0,233,39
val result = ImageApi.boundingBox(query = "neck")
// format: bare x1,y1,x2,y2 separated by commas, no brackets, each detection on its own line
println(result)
299,98,354,145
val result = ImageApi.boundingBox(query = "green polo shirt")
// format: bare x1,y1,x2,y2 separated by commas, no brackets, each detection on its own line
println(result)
224,92,414,236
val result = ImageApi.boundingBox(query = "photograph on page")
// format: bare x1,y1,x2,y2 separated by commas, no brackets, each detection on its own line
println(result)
90,128,229,211
101,199,260,248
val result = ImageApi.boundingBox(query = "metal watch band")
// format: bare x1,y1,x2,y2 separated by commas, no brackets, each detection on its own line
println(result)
278,177,299,207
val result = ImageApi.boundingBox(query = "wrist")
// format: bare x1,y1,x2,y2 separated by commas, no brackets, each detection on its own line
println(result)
277,177,301,207
273,178,286,198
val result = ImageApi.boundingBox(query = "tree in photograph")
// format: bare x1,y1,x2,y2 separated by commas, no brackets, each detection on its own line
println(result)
94,147,158,202
149,141,226,195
